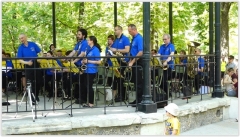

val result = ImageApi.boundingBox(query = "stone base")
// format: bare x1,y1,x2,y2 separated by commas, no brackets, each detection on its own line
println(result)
137,103,157,113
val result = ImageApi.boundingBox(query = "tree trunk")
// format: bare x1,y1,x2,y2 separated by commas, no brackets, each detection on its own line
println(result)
78,2,84,29
220,2,232,57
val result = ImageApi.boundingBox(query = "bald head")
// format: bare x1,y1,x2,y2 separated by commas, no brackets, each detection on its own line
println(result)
19,34,27,44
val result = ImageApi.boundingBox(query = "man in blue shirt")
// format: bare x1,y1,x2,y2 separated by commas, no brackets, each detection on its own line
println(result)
66,28,88,103
109,25,130,102
194,48,205,94
17,34,43,104
66,28,88,67
157,34,175,103
127,24,143,107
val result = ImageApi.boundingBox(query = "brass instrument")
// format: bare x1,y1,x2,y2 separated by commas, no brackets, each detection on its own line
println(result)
104,49,125,78
187,41,200,78
61,61,83,74
150,56,168,70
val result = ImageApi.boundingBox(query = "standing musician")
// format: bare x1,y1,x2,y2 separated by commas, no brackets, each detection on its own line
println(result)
127,24,143,107
17,33,43,104
108,25,130,102
157,34,175,100
66,28,88,67
194,48,205,94
65,28,88,103
104,35,114,86
80,36,102,107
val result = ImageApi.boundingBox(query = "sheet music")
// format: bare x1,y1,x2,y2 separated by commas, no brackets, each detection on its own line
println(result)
2,66,12,72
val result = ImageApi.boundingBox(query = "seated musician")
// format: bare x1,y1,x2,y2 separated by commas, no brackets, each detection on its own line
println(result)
80,36,102,107
49,44,57,57
43,51,69,98
2,51,13,97
151,49,160,83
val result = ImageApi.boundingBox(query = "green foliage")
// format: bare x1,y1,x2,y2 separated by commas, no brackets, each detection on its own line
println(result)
2,2,238,56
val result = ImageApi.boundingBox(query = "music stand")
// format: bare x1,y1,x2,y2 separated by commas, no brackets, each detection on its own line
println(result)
14,79,38,122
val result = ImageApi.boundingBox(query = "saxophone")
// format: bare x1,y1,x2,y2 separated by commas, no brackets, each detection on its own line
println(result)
187,41,200,78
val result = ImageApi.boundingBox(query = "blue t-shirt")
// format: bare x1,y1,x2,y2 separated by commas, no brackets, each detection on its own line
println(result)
112,34,130,62
158,43,175,69
17,41,41,61
84,46,101,74
105,47,113,66
181,58,188,65
198,57,205,75
130,33,143,57
73,39,88,66
2,60,13,78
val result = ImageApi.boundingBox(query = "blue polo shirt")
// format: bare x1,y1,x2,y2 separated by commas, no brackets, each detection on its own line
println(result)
73,39,88,66
112,34,130,62
181,58,188,65
130,33,143,57
105,47,113,66
2,60,13,78
158,43,175,69
84,46,101,74
198,57,205,75
17,41,41,61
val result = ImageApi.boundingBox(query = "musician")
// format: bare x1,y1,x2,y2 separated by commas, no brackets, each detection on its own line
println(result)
66,28,88,67
49,44,57,56
109,25,130,102
56,50,63,57
2,51,13,96
67,29,88,101
151,49,160,83
179,50,187,65
17,33,43,104
80,36,102,107
127,24,143,107
194,48,205,94
42,51,69,98
157,34,175,100
105,35,114,86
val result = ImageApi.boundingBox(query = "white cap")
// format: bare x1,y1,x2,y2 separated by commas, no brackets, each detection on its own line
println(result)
164,103,179,116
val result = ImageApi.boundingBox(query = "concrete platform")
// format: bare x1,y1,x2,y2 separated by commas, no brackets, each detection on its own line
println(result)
2,89,238,135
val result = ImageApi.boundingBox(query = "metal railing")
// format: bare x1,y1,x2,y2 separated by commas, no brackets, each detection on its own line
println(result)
2,54,217,119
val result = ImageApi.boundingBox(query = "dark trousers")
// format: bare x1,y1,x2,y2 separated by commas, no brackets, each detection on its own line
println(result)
160,67,172,100
2,74,7,89
131,63,143,102
112,63,127,99
80,73,96,104
194,73,203,91
24,61,41,100
73,73,84,99
151,68,159,84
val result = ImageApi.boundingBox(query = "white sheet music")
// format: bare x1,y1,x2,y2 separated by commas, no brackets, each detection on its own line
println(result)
108,50,114,56
2,66,12,72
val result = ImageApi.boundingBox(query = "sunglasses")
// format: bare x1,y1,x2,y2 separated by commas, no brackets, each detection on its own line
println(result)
195,51,197,52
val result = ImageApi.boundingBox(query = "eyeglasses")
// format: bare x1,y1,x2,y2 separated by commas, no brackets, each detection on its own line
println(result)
163,39,167,41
